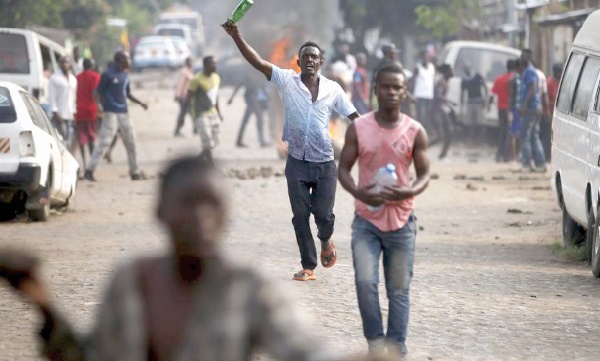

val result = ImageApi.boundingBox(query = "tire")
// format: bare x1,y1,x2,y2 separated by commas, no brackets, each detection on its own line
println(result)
562,206,584,247
28,198,49,222
585,208,596,263
592,210,600,277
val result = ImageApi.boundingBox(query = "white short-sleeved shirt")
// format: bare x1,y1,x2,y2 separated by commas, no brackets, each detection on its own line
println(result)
270,65,356,162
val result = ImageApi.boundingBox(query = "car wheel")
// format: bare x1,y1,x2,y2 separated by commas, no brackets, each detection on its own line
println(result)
28,169,51,222
585,208,596,263
562,206,584,247
592,210,600,277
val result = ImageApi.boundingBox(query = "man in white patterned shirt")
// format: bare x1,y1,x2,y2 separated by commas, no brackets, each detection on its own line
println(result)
223,20,359,281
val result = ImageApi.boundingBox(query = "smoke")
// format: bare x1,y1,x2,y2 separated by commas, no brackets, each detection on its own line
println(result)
193,0,341,59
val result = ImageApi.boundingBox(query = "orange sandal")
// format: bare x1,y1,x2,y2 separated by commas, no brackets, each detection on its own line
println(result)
293,269,317,281
320,242,337,268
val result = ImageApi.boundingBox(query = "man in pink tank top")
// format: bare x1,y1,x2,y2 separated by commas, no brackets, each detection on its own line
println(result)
338,63,431,358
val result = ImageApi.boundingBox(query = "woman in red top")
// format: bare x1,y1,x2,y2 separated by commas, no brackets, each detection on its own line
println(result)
75,58,101,170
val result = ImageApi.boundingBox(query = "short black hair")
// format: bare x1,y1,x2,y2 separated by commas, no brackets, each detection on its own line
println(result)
298,41,323,59
375,62,405,84
507,59,516,71
203,56,215,67
83,58,93,70
552,62,563,76
159,155,214,198
437,63,452,77
113,50,128,63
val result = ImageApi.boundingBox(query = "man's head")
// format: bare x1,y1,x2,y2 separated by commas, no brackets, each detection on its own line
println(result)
515,58,526,73
552,62,563,79
59,55,71,74
374,62,406,111
381,44,398,61
73,46,80,61
83,58,95,71
203,56,216,75
185,57,193,68
520,48,533,64
114,51,131,71
157,155,227,259
437,63,453,79
507,59,516,72
297,41,324,76
356,52,367,67
420,49,429,64
339,43,350,56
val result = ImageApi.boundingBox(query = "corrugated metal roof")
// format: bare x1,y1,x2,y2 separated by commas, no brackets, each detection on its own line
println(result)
535,8,595,26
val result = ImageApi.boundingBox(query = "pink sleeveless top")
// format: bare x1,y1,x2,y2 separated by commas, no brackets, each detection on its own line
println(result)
354,112,422,231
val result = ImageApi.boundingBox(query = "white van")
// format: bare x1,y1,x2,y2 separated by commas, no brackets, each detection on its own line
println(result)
154,24,197,56
551,9,600,277
437,41,521,127
0,28,67,105
158,11,205,56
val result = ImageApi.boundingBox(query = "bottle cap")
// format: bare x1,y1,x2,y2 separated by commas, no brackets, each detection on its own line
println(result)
386,163,396,172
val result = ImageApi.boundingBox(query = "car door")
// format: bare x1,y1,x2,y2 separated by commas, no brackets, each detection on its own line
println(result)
20,92,64,200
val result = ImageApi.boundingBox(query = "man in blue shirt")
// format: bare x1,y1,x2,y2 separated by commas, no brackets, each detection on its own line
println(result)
518,49,546,172
83,51,149,181
223,20,359,281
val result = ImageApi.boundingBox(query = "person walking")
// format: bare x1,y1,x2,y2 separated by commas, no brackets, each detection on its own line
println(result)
228,68,270,147
222,20,359,281
48,55,77,150
187,56,223,165
0,155,339,361
352,52,370,115
490,59,516,162
431,64,454,160
174,57,195,137
545,62,562,162
518,50,546,172
460,63,488,146
508,59,523,162
83,51,148,181
74,58,101,171
412,50,436,134
338,63,430,358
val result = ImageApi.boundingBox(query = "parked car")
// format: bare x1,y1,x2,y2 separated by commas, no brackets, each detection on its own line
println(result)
551,9,600,276
132,36,179,71
0,81,78,221
0,28,67,104
169,36,192,66
437,41,521,128
154,24,198,57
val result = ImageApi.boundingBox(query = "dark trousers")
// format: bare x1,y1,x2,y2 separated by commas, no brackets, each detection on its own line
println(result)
174,97,191,135
539,113,552,162
236,98,266,145
285,156,337,270
496,109,510,162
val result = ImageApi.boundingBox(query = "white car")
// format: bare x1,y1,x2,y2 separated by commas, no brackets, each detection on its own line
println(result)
0,81,78,221
132,36,179,71
169,36,192,67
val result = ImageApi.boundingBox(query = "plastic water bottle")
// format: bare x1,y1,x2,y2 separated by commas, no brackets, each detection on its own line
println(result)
230,0,254,23
367,163,398,211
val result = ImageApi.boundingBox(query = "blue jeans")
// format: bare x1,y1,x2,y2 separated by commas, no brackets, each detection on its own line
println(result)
351,213,416,354
520,107,546,168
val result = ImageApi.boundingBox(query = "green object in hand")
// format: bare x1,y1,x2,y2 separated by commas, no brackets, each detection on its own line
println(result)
231,0,254,23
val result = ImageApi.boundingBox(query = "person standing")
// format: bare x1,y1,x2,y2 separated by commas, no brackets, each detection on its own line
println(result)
174,57,195,137
460,63,488,146
83,51,148,181
72,46,84,75
222,20,359,281
187,56,223,165
74,58,101,171
228,68,270,147
490,59,516,162
412,50,436,134
545,62,562,161
431,64,454,160
0,155,338,361
338,63,430,357
517,50,546,172
352,52,370,115
508,59,523,162
48,55,77,150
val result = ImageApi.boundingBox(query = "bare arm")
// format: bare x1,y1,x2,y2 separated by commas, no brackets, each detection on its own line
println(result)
222,20,273,80
228,82,244,104
127,87,148,110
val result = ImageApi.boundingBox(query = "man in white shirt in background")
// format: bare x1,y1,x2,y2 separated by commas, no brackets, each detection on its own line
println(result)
48,55,78,152
412,50,436,135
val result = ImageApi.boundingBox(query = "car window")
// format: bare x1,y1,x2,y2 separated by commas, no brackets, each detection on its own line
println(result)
0,33,30,74
20,92,53,135
556,52,585,113
0,87,17,123
52,49,62,69
40,43,54,75
157,28,185,38
454,47,518,82
571,56,600,119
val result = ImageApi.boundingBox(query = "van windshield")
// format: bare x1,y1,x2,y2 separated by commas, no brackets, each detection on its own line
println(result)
0,87,17,123
159,17,198,30
157,28,185,38
0,33,30,74
454,47,517,82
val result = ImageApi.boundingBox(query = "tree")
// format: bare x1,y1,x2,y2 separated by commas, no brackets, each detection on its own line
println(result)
415,0,481,41
0,0,64,28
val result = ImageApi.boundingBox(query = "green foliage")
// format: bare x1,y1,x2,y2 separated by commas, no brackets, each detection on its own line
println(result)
0,0,64,28
414,0,481,40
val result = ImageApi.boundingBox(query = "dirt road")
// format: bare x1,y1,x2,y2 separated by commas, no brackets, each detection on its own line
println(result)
1,78,600,360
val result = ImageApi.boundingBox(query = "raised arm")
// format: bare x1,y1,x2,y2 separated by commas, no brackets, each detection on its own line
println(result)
222,20,273,80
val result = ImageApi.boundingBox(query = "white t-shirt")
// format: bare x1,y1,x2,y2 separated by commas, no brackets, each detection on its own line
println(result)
413,62,436,99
